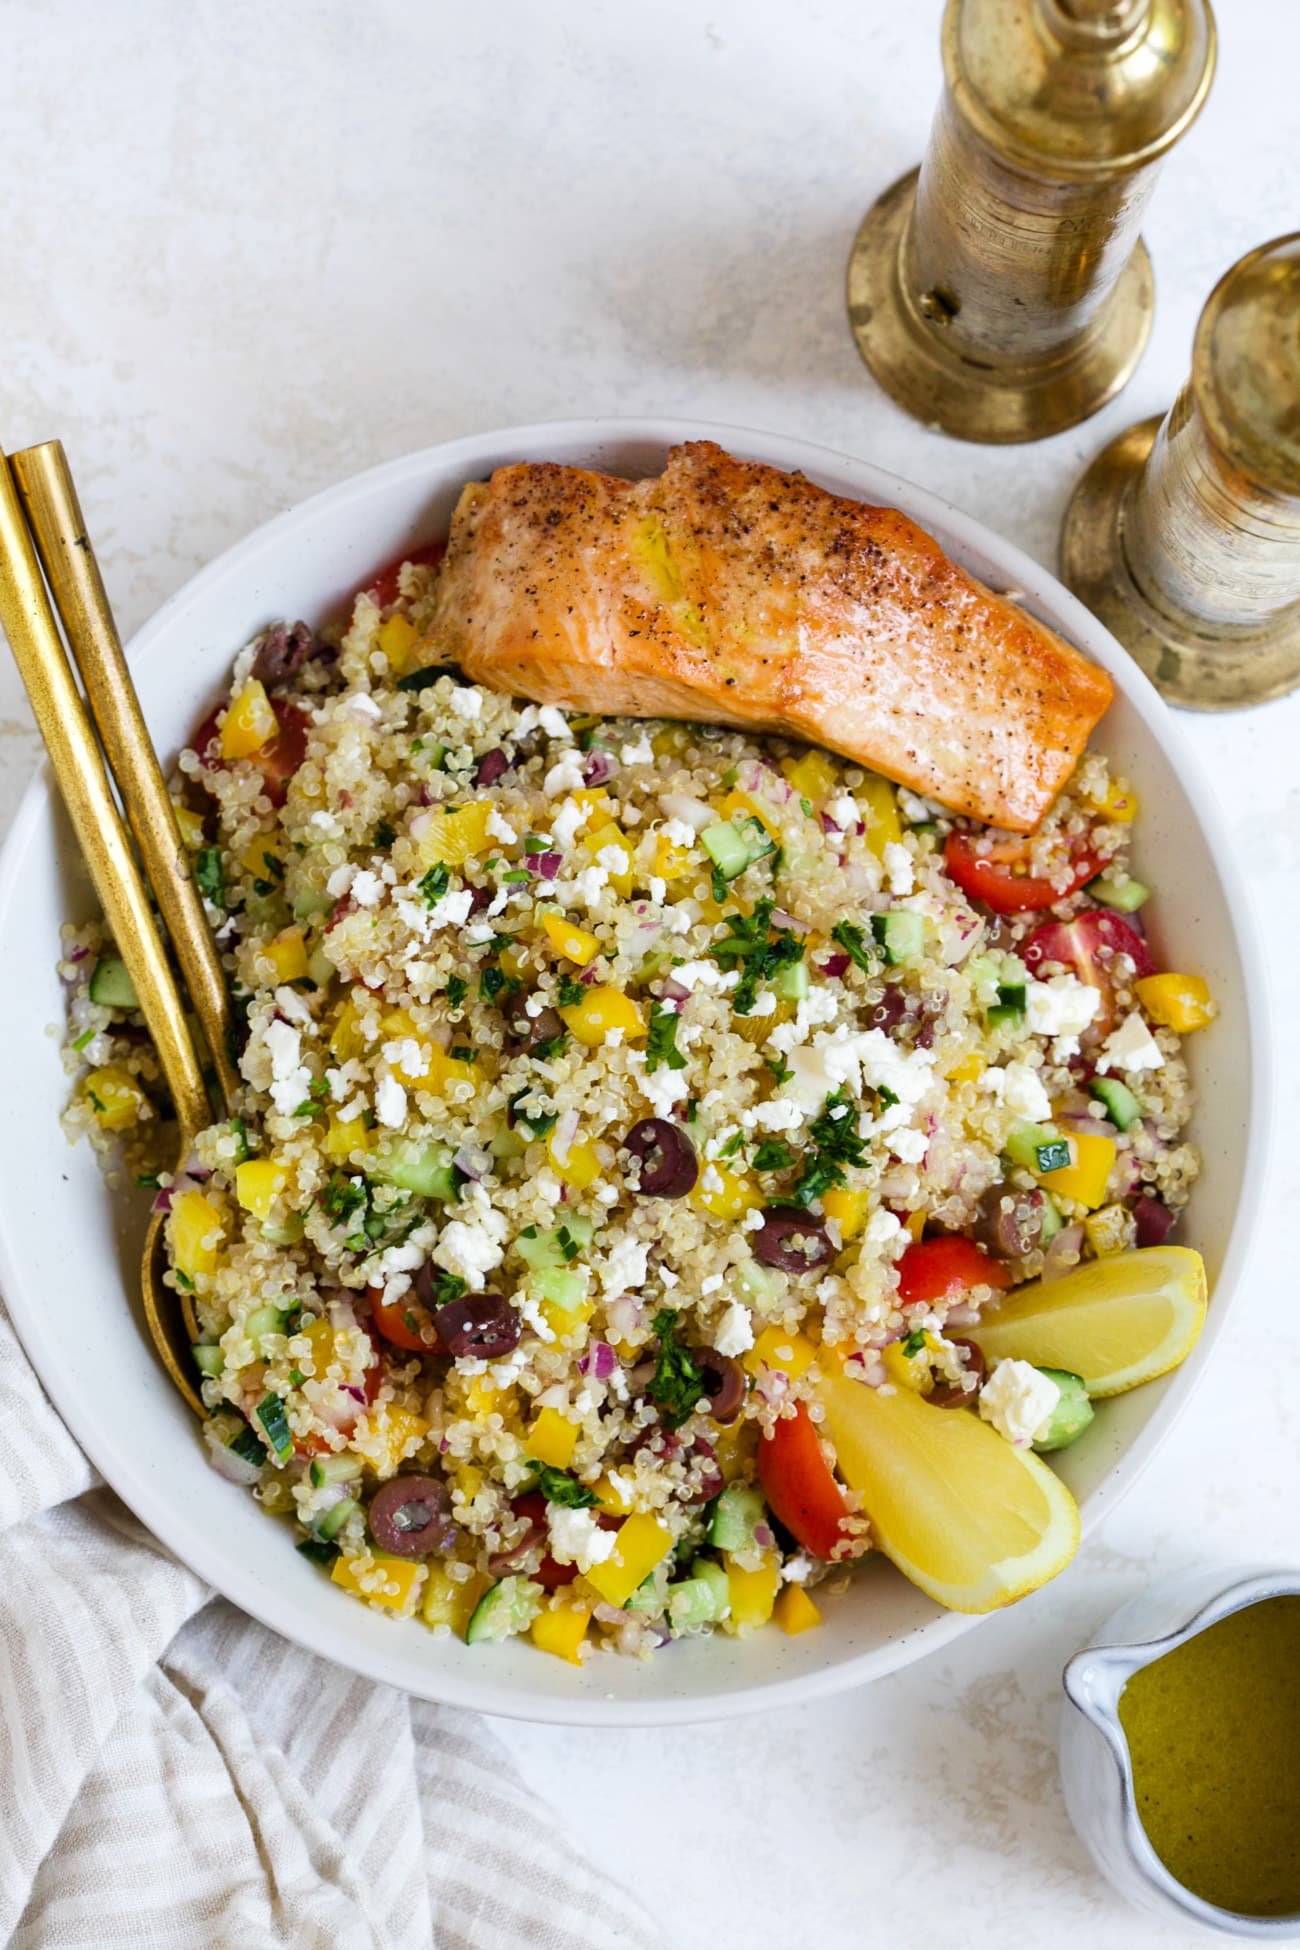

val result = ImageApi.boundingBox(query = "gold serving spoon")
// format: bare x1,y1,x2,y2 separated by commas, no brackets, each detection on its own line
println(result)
0,444,232,1417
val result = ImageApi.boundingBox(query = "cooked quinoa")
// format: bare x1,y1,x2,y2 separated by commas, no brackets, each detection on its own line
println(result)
60,544,1204,1661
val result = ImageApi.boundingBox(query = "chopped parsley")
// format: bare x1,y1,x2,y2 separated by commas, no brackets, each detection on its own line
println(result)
554,1224,582,1263
445,974,468,1009
789,1086,868,1207
718,1131,745,1159
418,863,450,906
901,1329,929,1358
501,868,530,883
831,919,876,973
523,833,551,855
449,1045,476,1064
556,973,587,1008
395,664,441,692
648,1309,707,1429
479,964,517,1002
765,1053,792,1086
72,1027,94,1052
373,820,396,850
709,900,805,1014
320,1172,367,1225
173,1268,194,1293
753,1138,795,1173
710,862,730,905
531,1032,567,1062
509,1088,557,1139
646,1001,687,1074
135,1172,161,1190
423,1268,467,1308
528,1466,597,1509
229,1115,251,1163
195,846,226,909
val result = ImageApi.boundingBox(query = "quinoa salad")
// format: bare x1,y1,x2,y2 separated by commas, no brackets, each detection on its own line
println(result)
60,542,1216,1663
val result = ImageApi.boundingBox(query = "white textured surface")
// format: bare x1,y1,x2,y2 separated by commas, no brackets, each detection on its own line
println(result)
1,3,1297,1943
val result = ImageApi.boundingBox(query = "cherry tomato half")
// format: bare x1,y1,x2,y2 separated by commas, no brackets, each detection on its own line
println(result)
511,1491,580,1589
1022,908,1154,1041
758,1401,852,1561
365,1282,443,1354
365,539,447,610
184,697,311,809
895,1236,1014,1306
944,832,1101,915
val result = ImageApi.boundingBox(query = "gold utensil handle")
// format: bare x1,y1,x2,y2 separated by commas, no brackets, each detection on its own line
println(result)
0,452,211,1138
11,441,241,1111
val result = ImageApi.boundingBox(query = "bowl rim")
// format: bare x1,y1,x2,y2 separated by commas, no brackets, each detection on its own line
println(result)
0,416,1273,1725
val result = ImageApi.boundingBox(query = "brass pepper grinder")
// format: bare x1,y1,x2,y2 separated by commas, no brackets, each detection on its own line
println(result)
1061,233,1300,708
847,0,1217,443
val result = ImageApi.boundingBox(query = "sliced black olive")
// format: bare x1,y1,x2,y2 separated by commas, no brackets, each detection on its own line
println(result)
367,1474,456,1557
433,1291,522,1360
624,1118,698,1198
753,1206,834,1273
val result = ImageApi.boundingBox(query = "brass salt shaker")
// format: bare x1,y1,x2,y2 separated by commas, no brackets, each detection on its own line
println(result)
1062,233,1300,708
847,0,1217,444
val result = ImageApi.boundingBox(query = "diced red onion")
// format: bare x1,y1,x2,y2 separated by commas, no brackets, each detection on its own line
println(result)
661,977,690,1004
659,792,714,832
341,1384,367,1405
68,944,91,963
1041,1221,1085,1282
550,1108,581,1164
535,852,562,880
769,908,800,933
583,751,616,785
151,1186,174,1216
820,952,851,979
578,1341,618,1380
1132,1195,1175,1247
453,1144,491,1181
203,1421,263,1486
606,1295,642,1341
753,1523,776,1550
737,758,792,803
593,1602,635,1626
1060,1113,1115,1140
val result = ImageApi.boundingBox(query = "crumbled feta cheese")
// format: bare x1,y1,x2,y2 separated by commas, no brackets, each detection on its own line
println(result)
700,1164,723,1195
749,990,777,1018
700,1273,724,1295
347,691,382,722
1025,975,1101,1041
629,1052,691,1116
662,818,698,849
601,1236,649,1296
713,1300,754,1358
273,983,313,1026
865,1207,903,1249
979,1359,1061,1447
796,989,841,1034
518,1292,556,1344
596,845,629,875
889,1127,928,1164
827,793,859,831
486,808,517,845
326,863,355,899
262,1019,310,1117
1096,1011,1165,1074
647,876,667,904
750,1095,805,1133
537,705,572,741
426,888,475,929
552,798,590,847
619,734,654,765
383,1037,426,1080
544,752,587,797
568,863,609,908
883,841,915,896
780,1553,813,1585
448,686,483,721
1001,1059,1053,1123
374,1073,407,1129
463,920,497,944
350,869,383,909
433,1215,506,1288
546,1505,617,1572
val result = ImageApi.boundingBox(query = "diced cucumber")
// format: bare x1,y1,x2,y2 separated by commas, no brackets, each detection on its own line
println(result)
88,955,138,1009
1089,1076,1142,1131
515,1216,595,1272
532,1267,588,1314
261,1216,306,1247
1005,1123,1071,1175
245,1304,288,1351
307,947,335,989
365,1138,459,1202
1038,1194,1064,1246
668,1559,731,1633
192,1343,225,1377
986,999,1024,1032
1089,874,1150,913
701,816,773,881
254,1391,293,1463
293,886,334,921
626,1562,672,1615
708,1483,765,1553
229,1421,269,1469
465,1575,545,1645
317,1496,359,1541
310,1453,364,1488
1031,1369,1095,1453
733,1256,785,1310
297,1538,340,1567
775,959,809,1003
872,910,925,965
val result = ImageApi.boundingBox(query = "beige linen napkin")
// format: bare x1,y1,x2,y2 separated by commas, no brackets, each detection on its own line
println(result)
0,1303,662,1950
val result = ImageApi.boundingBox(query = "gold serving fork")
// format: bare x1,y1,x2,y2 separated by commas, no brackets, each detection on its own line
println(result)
0,441,236,1416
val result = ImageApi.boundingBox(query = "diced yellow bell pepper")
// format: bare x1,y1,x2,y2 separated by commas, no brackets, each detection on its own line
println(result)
744,1325,817,1382
1084,1202,1137,1257
947,1052,985,1086
531,1595,594,1664
526,1406,579,1469
457,1374,517,1421
300,1315,335,1376
723,1550,780,1633
421,1564,489,1636
691,1162,760,1224
651,726,690,759
822,1185,869,1241
582,822,636,897
453,1462,485,1503
541,911,600,966
241,835,284,883
418,802,494,868
330,997,369,1063
174,803,206,851
324,1114,371,1164
83,1065,148,1132
263,926,309,984
882,1332,939,1391
774,1582,822,1636
560,986,646,1048
1037,1130,1116,1211
781,749,839,806
537,1287,595,1342
1096,778,1139,823
905,1210,926,1242
361,1405,429,1478
654,834,695,882
234,1158,287,1223
331,1550,423,1614
219,679,279,759
719,788,783,844
594,1471,637,1516
170,1189,225,1282
377,612,419,673
859,773,902,858
583,1513,674,1608
1135,973,1216,1034
546,1131,602,1190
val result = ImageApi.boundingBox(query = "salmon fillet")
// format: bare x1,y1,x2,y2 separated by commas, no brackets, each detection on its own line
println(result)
428,441,1112,832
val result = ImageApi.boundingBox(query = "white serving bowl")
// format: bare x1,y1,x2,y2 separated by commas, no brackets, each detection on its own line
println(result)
0,421,1268,1725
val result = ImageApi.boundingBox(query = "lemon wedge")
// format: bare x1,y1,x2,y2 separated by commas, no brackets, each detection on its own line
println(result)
817,1367,1080,1614
969,1246,1207,1398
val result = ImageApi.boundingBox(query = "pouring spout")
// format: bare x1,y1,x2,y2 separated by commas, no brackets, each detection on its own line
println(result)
1063,1645,1139,1729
